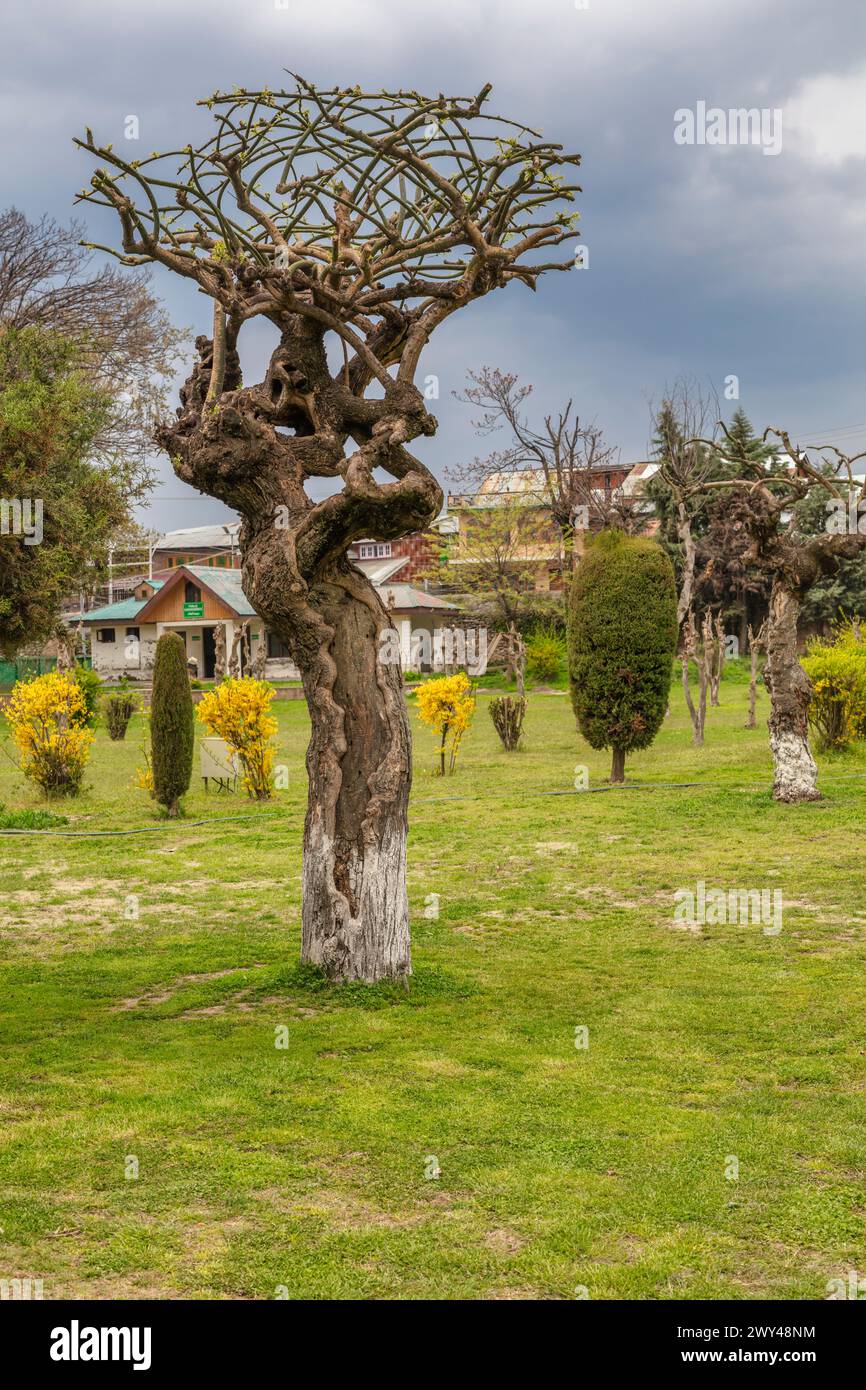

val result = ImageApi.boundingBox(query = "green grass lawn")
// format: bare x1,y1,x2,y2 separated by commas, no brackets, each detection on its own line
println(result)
1,672,865,1301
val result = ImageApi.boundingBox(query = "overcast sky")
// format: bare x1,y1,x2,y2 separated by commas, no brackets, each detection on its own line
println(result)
4,0,866,532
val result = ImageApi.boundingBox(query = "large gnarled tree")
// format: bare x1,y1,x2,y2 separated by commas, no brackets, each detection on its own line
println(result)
76,77,580,980
694,426,866,802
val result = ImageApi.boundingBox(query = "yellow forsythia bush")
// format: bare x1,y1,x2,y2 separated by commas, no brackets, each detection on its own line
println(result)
196,676,277,800
415,672,476,775
3,669,94,795
134,709,154,796
802,622,866,750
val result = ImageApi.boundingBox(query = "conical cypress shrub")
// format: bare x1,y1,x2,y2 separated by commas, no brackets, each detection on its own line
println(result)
150,631,194,816
569,529,677,783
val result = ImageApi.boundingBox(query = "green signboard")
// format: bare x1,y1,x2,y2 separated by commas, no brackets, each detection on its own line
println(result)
183,602,204,619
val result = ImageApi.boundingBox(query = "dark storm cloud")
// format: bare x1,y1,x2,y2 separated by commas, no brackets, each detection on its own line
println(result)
4,0,866,528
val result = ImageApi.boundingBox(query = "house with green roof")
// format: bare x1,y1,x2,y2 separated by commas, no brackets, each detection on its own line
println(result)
79,564,457,680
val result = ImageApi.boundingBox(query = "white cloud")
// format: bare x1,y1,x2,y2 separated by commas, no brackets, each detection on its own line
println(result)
787,65,866,165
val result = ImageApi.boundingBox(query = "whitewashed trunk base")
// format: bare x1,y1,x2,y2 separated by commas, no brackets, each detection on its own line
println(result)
301,816,410,982
770,728,820,803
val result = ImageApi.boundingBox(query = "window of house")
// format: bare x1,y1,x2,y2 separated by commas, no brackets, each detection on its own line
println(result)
359,542,392,558
184,581,202,603
96,628,115,643
126,626,140,639
267,630,293,659
604,474,611,491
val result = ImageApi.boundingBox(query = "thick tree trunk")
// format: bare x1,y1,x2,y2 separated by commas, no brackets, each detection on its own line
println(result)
249,552,412,981
610,746,626,783
156,318,442,983
763,578,820,803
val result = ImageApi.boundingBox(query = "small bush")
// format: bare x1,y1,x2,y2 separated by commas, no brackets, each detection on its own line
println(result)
150,632,194,816
197,677,277,800
104,687,138,741
2,670,94,795
489,695,526,750
802,624,866,750
526,627,566,685
73,664,102,727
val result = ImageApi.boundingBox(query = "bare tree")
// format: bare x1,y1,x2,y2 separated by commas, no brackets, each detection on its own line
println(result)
0,208,185,471
692,426,866,801
650,379,719,630
451,366,631,570
77,78,579,981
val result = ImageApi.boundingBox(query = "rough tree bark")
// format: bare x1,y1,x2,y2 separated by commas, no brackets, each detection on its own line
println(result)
735,513,864,800
610,746,626,783
745,619,767,729
294,562,413,978
763,578,819,801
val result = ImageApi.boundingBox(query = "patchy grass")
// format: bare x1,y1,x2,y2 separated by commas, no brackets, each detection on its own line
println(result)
0,804,68,830
1,673,865,1300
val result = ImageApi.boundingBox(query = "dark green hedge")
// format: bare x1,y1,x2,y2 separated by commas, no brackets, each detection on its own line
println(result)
568,530,678,757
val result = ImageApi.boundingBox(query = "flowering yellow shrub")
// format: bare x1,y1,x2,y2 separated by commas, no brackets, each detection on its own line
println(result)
3,670,94,795
134,709,154,796
415,672,476,774
135,764,155,795
802,623,866,750
196,677,277,800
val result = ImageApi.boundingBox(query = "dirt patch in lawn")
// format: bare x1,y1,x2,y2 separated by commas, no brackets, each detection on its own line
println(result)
251,1186,429,1230
483,1227,526,1254
115,965,268,1011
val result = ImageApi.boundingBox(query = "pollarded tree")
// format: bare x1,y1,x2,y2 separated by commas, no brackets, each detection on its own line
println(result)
691,426,866,802
569,530,678,782
76,78,580,982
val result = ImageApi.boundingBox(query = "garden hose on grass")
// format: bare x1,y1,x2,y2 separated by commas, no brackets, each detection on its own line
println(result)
3,773,866,836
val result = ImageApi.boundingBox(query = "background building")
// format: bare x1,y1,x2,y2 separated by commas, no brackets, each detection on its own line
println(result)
79,564,457,681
